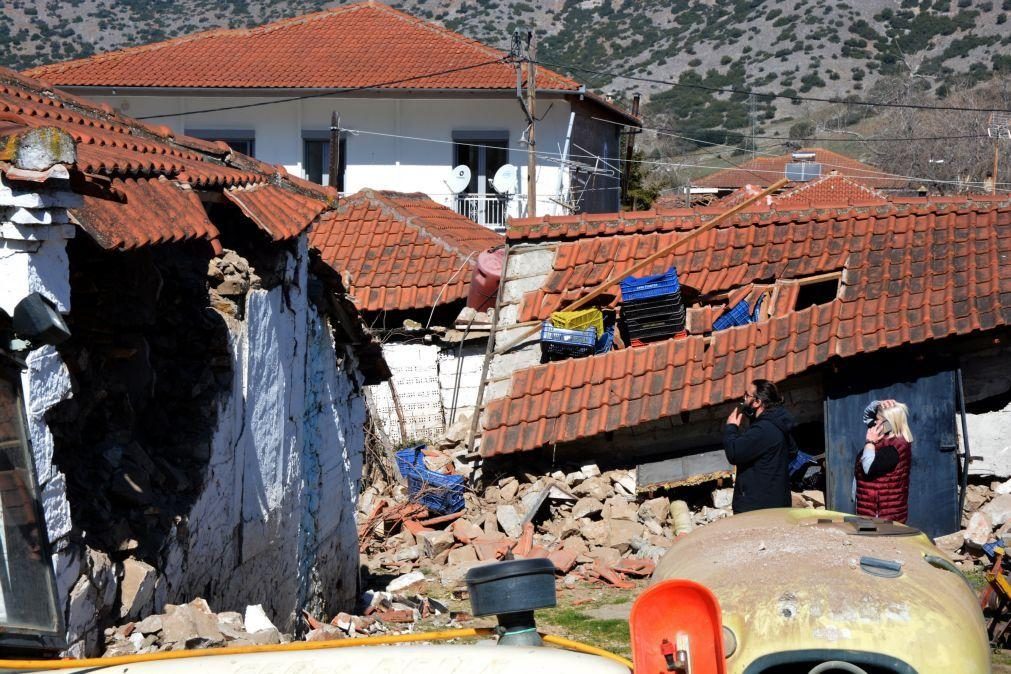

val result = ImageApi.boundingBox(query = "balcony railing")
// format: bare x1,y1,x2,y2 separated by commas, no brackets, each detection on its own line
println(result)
454,194,509,231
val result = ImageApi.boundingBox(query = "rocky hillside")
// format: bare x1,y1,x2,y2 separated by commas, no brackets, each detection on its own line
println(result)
3,0,1010,139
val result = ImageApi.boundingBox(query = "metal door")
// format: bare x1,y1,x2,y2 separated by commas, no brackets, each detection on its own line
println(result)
824,366,959,538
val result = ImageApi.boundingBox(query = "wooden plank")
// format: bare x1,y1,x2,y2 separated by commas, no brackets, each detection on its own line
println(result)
636,449,732,490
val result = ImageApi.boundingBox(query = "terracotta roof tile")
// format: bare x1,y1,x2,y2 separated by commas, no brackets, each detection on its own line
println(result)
692,148,908,190
309,189,503,312
481,199,1011,457
225,183,329,241
27,2,578,93
1,68,330,250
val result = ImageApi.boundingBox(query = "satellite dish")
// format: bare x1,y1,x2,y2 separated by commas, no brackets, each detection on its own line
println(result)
492,164,518,195
446,165,472,194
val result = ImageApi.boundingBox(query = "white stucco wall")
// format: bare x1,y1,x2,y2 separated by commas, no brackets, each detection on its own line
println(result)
68,91,606,219
161,239,365,628
3,179,365,653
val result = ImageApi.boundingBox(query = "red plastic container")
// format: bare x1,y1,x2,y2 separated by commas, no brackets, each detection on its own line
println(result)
467,247,505,312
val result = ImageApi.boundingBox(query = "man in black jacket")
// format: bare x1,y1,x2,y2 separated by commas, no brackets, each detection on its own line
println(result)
723,379,795,514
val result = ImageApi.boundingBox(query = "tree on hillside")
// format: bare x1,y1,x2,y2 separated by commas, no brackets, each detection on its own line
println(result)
851,75,1011,193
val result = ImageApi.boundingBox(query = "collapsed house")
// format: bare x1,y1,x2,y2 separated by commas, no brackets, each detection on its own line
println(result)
0,67,387,655
475,193,1011,539
310,189,503,444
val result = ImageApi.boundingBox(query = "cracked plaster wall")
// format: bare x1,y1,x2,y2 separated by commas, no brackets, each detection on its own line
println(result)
3,178,364,654
161,239,365,630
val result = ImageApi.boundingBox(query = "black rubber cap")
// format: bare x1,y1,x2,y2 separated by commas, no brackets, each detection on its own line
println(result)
465,558,555,584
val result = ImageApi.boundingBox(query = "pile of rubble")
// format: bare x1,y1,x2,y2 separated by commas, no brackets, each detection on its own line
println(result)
358,446,827,591
939,478,1011,569
103,600,286,656
103,583,461,656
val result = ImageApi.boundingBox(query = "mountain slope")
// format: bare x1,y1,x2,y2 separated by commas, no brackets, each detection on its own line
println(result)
4,0,1010,138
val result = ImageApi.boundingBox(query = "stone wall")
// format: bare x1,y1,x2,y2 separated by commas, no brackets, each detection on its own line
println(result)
3,178,365,655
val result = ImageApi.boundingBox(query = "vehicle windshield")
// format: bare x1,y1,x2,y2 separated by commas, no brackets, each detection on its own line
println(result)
0,370,61,636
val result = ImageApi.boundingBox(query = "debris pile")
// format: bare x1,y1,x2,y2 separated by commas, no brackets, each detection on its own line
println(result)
358,447,828,590
935,478,1011,569
103,583,461,656
103,600,285,656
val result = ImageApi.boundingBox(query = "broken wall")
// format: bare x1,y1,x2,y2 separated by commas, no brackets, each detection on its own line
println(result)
368,341,486,446
4,182,365,655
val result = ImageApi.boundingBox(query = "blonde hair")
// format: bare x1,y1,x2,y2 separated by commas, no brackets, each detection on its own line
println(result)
880,403,913,443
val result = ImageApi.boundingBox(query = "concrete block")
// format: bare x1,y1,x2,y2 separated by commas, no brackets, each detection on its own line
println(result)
502,273,549,304
505,247,556,279
488,348,540,381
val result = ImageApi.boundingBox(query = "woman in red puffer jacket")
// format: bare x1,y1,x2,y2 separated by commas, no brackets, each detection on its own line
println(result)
854,400,913,523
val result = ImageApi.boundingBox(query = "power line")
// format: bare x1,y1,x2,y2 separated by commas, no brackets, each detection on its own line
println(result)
591,115,1005,186
537,58,1011,114
343,125,1008,189
135,58,508,120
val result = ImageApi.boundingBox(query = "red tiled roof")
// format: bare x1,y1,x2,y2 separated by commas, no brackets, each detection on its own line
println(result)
26,2,579,93
309,189,503,312
693,148,908,190
480,198,1011,457
0,67,332,250
773,173,888,209
225,183,329,241
74,177,219,250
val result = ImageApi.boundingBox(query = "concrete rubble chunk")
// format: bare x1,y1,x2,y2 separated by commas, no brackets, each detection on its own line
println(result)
386,571,427,594
801,490,826,508
611,471,637,496
496,504,523,538
580,519,610,546
711,488,734,509
448,545,479,564
243,605,276,634
605,497,639,522
581,464,601,478
982,493,1011,526
606,519,644,551
417,529,455,558
134,615,163,635
572,497,604,519
573,476,610,500
638,497,670,523
120,558,157,620
932,531,965,556
217,612,244,632
499,478,520,502
964,512,994,548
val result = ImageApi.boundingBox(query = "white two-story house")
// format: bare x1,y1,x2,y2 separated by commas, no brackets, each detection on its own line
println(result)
29,1,638,229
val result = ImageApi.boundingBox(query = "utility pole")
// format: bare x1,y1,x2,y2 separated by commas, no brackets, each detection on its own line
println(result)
525,33,537,218
329,111,341,193
749,93,757,159
987,112,1010,195
619,93,641,205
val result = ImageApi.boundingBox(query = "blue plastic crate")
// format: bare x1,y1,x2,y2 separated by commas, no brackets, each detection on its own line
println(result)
541,322,596,352
595,324,615,354
713,299,752,331
620,267,680,302
983,538,1007,562
788,450,817,477
395,445,466,515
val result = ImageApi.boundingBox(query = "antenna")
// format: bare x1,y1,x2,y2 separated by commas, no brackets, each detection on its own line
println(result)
445,165,472,194
491,164,519,195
